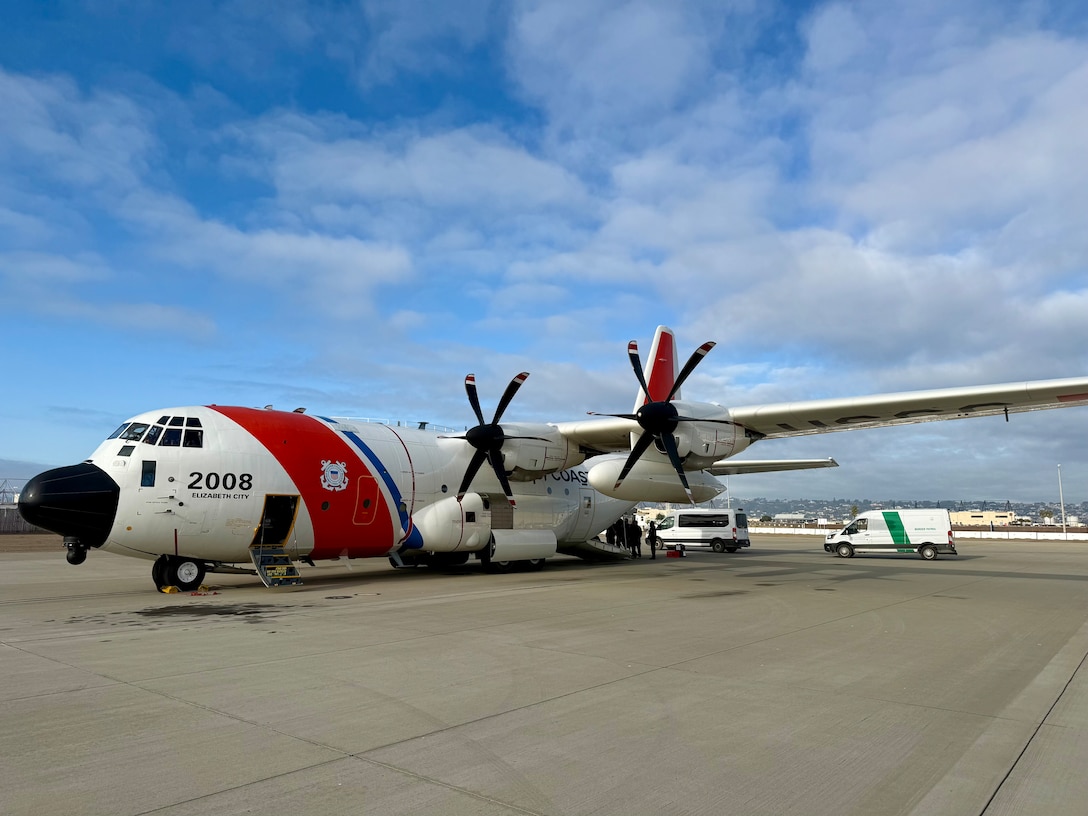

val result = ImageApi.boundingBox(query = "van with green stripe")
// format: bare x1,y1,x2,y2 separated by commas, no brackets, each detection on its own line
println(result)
824,509,956,560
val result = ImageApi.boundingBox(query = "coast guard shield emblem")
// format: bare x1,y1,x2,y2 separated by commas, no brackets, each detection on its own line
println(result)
320,460,349,492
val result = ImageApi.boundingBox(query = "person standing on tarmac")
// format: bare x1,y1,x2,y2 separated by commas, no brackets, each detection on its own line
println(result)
647,521,658,560
628,517,642,558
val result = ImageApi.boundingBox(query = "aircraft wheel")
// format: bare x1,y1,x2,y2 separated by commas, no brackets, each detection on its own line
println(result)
919,544,938,561
525,558,546,571
479,538,514,573
711,540,725,553
66,547,87,565
166,557,206,591
152,555,170,590
836,543,855,558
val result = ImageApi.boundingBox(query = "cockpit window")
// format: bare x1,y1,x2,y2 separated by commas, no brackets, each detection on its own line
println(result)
159,428,183,447
150,418,205,447
107,423,131,440
119,423,150,442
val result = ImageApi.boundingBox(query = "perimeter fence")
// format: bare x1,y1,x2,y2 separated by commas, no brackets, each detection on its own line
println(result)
0,506,39,534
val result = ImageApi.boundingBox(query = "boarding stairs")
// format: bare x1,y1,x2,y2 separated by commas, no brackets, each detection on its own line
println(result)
558,537,631,561
249,545,304,587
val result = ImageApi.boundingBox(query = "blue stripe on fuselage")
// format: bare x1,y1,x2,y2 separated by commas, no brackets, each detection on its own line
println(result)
339,429,424,550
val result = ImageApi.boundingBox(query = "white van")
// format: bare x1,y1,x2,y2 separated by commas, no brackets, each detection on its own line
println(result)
652,508,750,552
825,509,956,560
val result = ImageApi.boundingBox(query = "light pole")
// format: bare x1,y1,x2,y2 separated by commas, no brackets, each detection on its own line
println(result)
1058,464,1067,537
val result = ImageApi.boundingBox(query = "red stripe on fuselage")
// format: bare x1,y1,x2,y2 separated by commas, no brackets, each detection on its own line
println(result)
211,406,396,559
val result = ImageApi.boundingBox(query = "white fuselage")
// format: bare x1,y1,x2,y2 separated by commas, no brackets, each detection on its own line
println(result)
86,405,633,565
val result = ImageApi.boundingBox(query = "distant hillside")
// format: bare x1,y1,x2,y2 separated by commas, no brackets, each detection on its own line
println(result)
0,459,52,482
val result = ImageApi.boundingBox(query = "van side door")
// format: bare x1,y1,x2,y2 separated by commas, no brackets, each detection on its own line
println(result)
845,517,869,544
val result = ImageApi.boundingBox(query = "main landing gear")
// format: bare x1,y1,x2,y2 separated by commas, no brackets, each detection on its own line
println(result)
152,554,207,592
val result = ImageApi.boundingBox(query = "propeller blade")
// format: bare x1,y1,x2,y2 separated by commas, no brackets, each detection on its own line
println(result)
594,332,718,499
465,375,485,426
667,341,716,401
613,431,657,489
627,341,652,399
456,449,488,501
487,450,517,506
492,372,529,424
659,432,694,503
456,372,531,506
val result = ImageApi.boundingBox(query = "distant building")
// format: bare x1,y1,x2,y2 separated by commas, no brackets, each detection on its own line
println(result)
773,513,807,522
772,513,822,524
949,510,1017,527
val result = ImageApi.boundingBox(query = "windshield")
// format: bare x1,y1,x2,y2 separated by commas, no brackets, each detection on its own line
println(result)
119,423,150,442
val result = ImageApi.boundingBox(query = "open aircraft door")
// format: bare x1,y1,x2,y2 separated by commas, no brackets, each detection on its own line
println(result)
251,495,301,558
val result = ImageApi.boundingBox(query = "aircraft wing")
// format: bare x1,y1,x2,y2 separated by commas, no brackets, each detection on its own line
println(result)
728,377,1088,439
552,416,639,455
708,458,838,476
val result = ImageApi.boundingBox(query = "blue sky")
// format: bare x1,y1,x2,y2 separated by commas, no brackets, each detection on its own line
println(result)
2,0,1087,502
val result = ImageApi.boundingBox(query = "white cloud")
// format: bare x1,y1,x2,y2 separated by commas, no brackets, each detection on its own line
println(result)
354,0,498,85
3,1,1088,500
0,69,153,194
509,0,714,132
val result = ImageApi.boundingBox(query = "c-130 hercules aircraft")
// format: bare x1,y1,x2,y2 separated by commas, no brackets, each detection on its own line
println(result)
18,326,1088,591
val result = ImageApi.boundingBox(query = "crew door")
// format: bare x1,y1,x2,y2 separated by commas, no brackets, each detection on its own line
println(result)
568,488,597,541
251,495,301,556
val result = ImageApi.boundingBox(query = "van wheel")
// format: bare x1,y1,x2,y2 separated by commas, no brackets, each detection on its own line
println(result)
711,540,725,553
919,544,938,561
836,543,854,558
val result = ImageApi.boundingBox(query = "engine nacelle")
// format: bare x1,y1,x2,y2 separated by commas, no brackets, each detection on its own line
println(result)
409,494,490,552
499,423,585,480
664,402,751,468
587,456,726,503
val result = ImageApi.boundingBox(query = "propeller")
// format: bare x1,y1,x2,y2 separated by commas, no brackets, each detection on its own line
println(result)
449,372,532,506
591,337,723,503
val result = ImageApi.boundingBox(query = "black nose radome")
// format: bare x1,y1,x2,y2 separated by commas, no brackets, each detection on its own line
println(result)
18,463,120,548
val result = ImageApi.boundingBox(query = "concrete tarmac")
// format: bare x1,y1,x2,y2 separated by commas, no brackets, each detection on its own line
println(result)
3,534,1088,816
